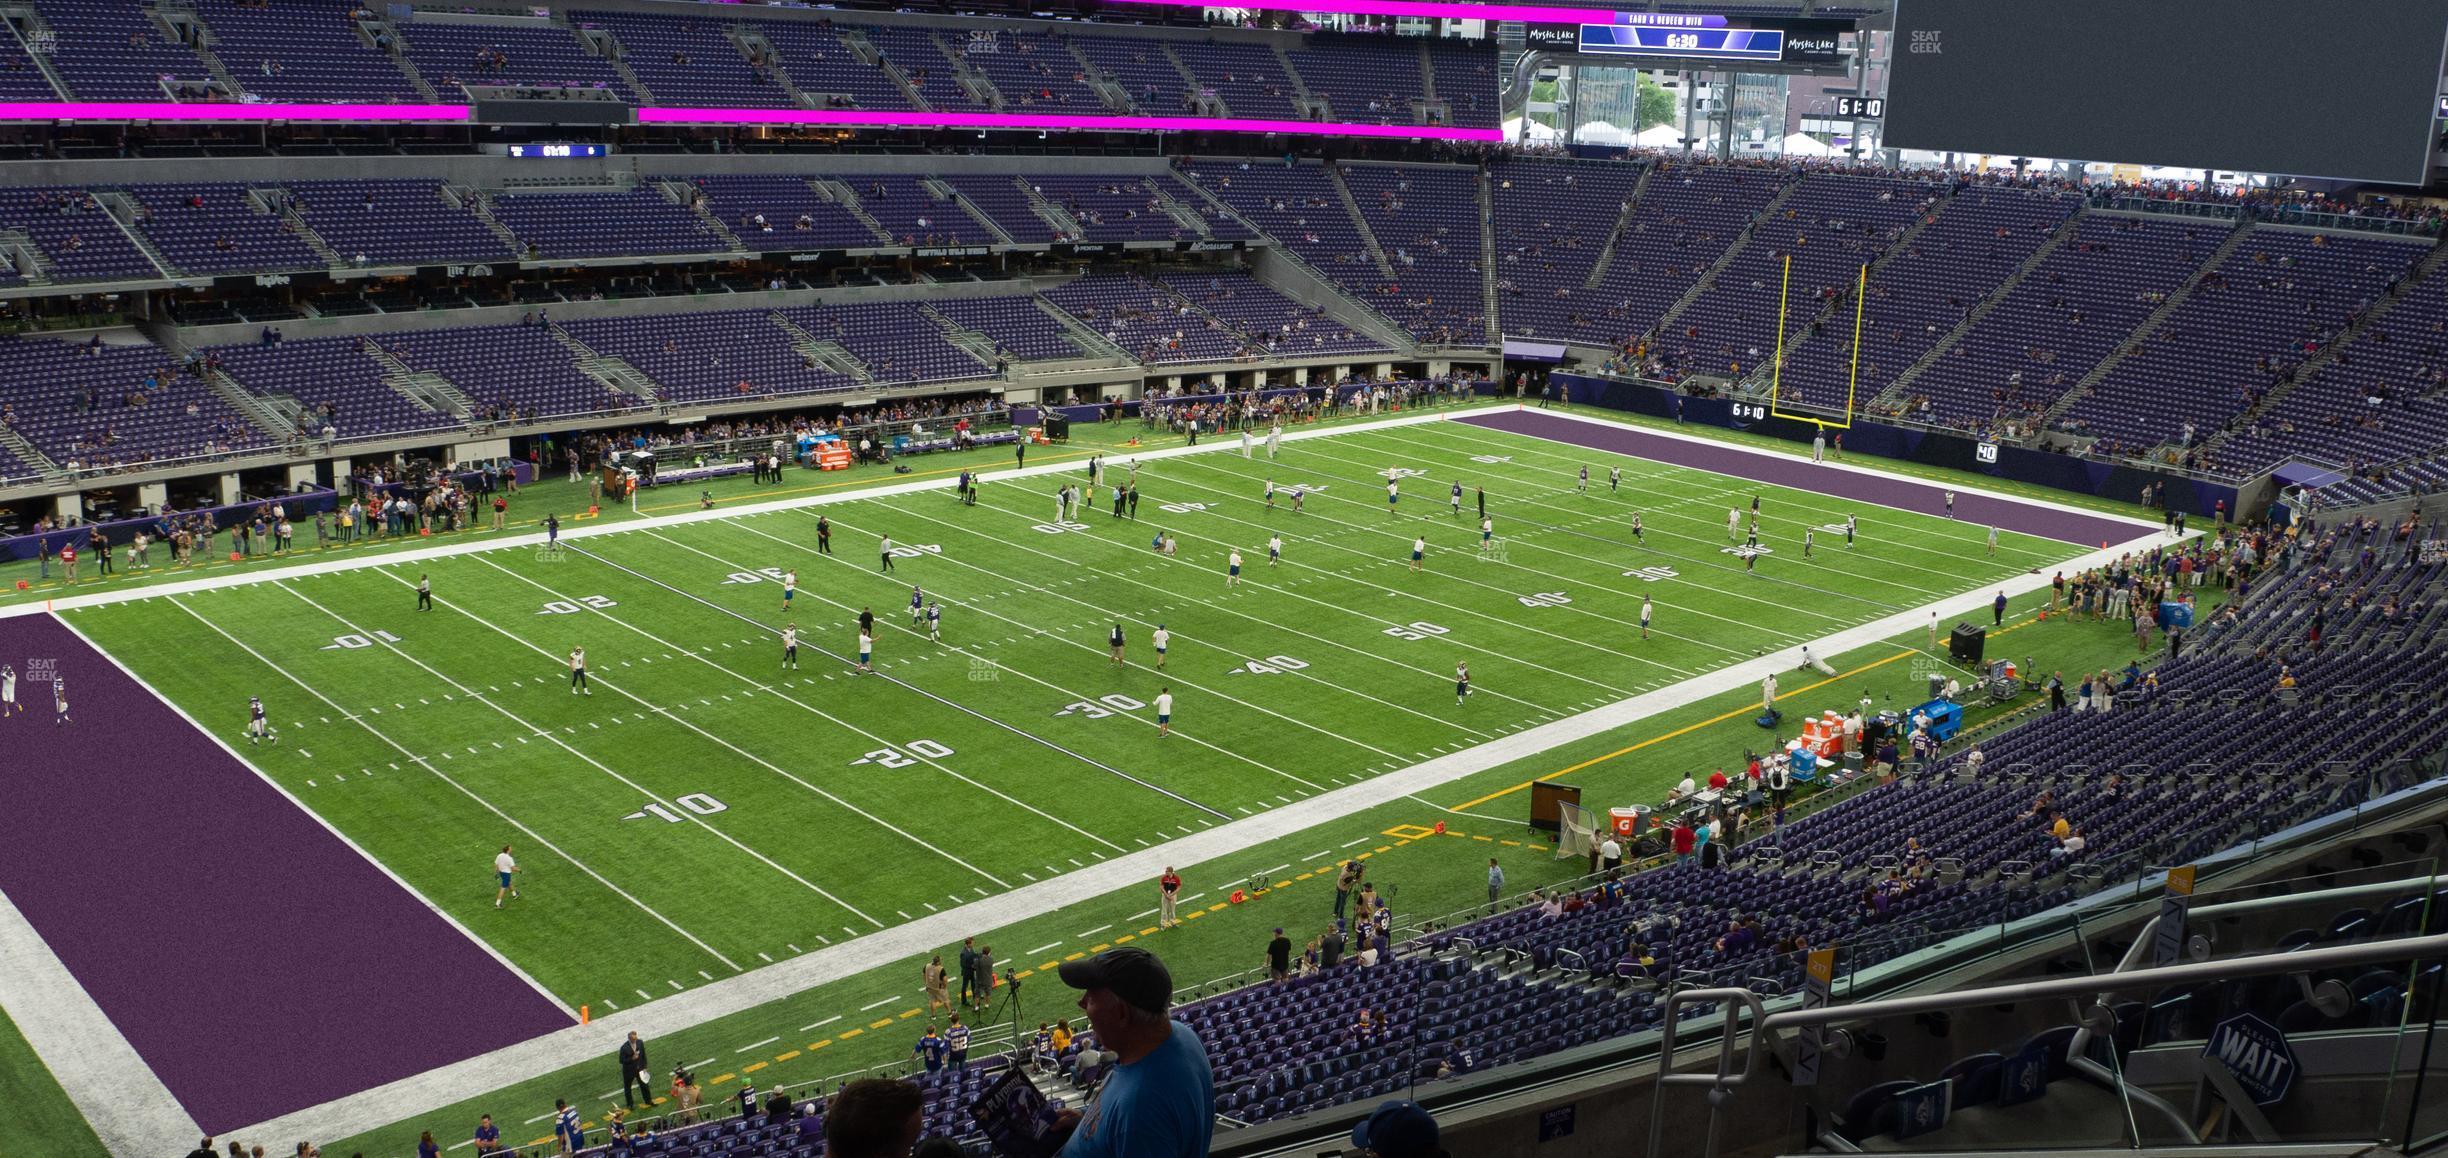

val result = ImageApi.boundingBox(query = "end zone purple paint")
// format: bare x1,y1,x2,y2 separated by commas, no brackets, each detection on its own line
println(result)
0,613,570,1133
1458,409,2147,548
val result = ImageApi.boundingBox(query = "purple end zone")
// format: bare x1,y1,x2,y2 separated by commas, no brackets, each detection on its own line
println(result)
0,613,572,1133
1459,409,2145,548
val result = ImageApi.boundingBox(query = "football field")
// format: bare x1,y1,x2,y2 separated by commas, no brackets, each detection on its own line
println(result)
65,411,2085,995
3,405,2155,1147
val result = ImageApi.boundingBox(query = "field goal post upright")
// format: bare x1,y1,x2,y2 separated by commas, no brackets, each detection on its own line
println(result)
1767,256,1870,433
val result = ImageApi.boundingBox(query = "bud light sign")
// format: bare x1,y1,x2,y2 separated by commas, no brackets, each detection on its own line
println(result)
2202,1012,2297,1106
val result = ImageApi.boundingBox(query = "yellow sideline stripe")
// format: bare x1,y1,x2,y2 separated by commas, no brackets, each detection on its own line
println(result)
1449,614,2051,812
1446,649,1917,811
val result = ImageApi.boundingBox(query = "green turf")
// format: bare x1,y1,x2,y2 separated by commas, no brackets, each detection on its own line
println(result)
29,409,2184,1154
0,999,109,1158
303,582,2197,1158
63,418,2086,1001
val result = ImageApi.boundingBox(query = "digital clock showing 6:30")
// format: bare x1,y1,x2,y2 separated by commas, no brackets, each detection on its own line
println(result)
1575,24,1786,62
507,143,608,159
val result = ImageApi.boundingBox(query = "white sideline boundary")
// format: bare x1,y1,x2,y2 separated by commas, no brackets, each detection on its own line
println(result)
0,403,2171,1154
0,886,198,1156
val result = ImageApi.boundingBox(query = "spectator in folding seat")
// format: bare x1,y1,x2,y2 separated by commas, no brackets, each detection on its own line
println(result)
823,1078,924,1158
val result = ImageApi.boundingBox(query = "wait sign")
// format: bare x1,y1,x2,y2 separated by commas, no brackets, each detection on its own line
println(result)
2202,1012,2298,1106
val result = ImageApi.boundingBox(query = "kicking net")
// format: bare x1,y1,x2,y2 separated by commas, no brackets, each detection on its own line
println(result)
1555,800,1598,861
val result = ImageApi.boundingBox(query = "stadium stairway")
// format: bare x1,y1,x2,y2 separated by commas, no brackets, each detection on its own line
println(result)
2036,220,2254,431
1647,173,1806,345
1868,208,2086,415
2198,234,2448,466
1745,182,1956,406
1579,162,1658,292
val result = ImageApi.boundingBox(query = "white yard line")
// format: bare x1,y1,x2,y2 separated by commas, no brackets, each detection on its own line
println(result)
847,502,1502,737
1412,421,2073,571
163,597,740,971
273,578,891,925
462,555,1119,859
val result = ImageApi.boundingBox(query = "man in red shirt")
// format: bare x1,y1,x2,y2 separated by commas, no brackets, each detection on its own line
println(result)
1707,767,1730,792
1671,820,1697,862
1157,867,1182,929
59,541,76,583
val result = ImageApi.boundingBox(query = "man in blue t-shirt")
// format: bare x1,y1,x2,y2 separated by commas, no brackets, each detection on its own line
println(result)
471,1115,502,1153
1051,946,1214,1158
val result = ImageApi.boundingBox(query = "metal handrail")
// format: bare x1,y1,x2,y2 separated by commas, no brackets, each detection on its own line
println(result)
1647,931,2448,1158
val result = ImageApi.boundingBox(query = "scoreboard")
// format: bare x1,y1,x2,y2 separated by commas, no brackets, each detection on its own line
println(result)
1525,13,1847,66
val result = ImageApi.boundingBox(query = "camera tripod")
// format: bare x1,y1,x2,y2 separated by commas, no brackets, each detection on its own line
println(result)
986,970,1030,1067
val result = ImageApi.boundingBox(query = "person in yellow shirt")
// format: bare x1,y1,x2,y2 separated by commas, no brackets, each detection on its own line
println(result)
1049,1019,1075,1054
2050,811,2071,840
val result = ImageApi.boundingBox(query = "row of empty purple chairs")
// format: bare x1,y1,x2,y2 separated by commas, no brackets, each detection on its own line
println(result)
1889,216,2226,435
193,0,421,104
1776,186,2078,412
1654,172,1934,383
1588,161,1791,356
397,15,637,101
2065,230,2419,453
1156,270,1389,357
206,335,456,442
2214,241,2448,476
1489,157,1648,347
1040,273,1247,364
570,1058,1009,1157
0,337,268,469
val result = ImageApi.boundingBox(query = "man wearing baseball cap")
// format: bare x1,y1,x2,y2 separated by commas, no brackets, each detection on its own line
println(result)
1051,946,1214,1157
1350,1100,1446,1158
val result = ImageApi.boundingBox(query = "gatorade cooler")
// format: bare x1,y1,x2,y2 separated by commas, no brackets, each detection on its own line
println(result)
1611,806,1646,837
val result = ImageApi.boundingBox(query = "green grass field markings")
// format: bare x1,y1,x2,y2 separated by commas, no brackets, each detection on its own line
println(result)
1372,422,2066,590
1029,458,1702,681
64,601,755,997
456,552,1143,857
160,593,746,972
1361,424,2075,616
844,501,1578,724
1270,431,1938,621
271,575,907,921
684,517,1403,772
1416,420,2075,570
618,520,1345,794
561,530,1253,818
945,478,1629,700
0,979,110,1158
829,500,1509,737
1198,439,1862,647
644,520,1347,798
736,511,1483,755
1424,417,2074,574
1127,448,1797,666
374,545,1072,891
